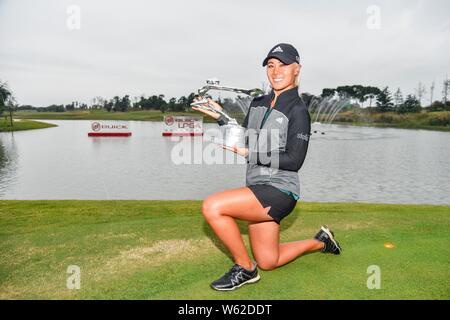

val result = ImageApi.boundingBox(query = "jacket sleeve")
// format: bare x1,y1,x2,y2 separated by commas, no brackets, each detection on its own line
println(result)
241,104,251,129
251,107,311,172
216,114,229,126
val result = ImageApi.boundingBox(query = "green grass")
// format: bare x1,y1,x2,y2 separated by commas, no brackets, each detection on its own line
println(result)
0,200,449,300
14,109,450,131
329,110,450,132
14,109,218,123
0,118,57,132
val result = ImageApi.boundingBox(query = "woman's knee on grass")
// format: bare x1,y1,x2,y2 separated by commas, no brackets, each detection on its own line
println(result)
202,195,221,221
256,257,278,271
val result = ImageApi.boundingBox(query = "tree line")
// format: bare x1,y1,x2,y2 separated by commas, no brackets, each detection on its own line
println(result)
15,93,200,113
2,79,450,117
14,92,252,114
304,84,450,114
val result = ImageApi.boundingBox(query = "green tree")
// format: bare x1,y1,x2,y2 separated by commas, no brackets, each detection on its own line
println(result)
176,96,188,111
393,88,403,109
362,86,381,108
0,81,16,126
397,95,421,113
336,85,354,99
0,81,13,118
119,95,130,112
44,104,65,112
168,97,177,111
65,102,75,111
138,96,150,110
112,96,120,112
157,94,167,111
17,105,36,111
352,85,367,106
427,100,445,112
105,100,113,112
376,87,394,112
187,92,196,107
321,88,335,98
337,85,368,106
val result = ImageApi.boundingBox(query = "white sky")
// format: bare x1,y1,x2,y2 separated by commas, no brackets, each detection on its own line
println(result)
0,0,449,107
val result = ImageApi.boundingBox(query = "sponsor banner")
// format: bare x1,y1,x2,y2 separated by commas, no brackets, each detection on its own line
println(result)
90,121,130,133
88,121,132,137
163,116,203,136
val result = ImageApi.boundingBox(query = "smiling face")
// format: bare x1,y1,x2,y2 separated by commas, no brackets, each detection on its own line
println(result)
266,58,301,95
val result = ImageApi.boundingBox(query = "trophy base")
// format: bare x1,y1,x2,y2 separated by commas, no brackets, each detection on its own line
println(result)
216,124,245,148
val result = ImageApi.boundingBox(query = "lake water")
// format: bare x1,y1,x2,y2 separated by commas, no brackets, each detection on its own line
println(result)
1,120,449,204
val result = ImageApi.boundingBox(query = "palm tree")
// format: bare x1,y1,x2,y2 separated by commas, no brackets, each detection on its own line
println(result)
0,81,12,107
0,80,15,126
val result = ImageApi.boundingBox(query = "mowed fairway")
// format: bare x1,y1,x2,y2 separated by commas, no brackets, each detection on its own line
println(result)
0,200,449,299
0,119,57,132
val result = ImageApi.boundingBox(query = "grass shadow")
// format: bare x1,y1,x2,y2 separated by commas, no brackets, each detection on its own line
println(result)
201,207,300,262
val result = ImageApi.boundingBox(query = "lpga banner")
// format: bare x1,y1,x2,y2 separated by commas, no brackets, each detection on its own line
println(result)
162,115,203,136
88,121,132,137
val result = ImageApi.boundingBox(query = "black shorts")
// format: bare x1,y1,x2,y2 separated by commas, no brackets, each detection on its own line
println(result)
248,184,297,224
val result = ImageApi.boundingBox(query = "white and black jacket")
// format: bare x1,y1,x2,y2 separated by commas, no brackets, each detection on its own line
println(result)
217,86,311,196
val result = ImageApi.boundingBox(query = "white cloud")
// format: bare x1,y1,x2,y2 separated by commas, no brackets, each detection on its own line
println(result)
0,0,449,106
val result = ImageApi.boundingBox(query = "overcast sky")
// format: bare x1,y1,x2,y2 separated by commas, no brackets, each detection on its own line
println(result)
0,0,449,107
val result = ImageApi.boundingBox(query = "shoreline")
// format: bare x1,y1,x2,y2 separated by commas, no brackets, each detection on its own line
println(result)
331,121,450,132
1,199,449,206
0,119,57,132
13,110,450,132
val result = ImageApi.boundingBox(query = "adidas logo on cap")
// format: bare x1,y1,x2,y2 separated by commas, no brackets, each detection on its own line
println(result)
272,46,283,53
263,43,300,66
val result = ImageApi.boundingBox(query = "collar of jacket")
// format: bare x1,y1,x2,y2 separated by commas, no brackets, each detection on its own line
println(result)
267,86,300,108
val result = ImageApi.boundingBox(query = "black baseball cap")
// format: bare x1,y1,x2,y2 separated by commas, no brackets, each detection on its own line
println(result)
262,43,300,67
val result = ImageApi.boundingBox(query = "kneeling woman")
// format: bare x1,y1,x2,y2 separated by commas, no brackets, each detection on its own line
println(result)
192,43,342,291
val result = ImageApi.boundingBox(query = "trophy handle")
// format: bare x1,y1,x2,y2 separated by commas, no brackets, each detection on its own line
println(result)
197,85,264,98
190,98,237,124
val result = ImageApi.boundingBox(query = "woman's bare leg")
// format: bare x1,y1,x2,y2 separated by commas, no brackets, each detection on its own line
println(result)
278,240,324,266
202,187,275,270
248,221,324,270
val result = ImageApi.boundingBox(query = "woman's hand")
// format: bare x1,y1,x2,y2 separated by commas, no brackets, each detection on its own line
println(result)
222,145,249,157
191,96,223,120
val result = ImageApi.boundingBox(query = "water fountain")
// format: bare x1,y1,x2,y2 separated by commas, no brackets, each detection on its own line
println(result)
307,95,351,135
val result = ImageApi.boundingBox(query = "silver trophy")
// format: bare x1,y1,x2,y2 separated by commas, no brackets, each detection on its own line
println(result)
190,79,264,148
